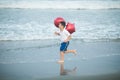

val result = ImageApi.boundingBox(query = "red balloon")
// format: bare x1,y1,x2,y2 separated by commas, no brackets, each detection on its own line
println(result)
66,22,75,34
54,17,66,27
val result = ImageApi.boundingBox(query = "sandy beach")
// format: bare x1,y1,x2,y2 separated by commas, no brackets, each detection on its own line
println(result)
0,40,120,80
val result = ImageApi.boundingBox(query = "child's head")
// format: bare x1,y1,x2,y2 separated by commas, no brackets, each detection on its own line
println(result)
58,21,66,29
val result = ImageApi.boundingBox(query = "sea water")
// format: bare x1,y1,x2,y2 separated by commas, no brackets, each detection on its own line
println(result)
0,0,120,41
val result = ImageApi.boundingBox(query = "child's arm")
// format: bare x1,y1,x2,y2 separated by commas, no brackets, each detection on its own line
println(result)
64,35,71,42
54,32,60,36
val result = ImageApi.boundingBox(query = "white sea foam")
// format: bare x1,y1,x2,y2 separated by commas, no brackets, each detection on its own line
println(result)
0,21,120,41
80,53,120,61
0,0,120,9
0,22,59,41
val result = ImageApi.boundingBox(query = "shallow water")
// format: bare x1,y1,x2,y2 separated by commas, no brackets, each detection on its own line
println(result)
0,40,120,80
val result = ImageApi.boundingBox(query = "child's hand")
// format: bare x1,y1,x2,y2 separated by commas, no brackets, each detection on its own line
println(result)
54,32,60,35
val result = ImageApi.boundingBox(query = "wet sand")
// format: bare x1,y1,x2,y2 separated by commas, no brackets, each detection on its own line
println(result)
0,40,120,80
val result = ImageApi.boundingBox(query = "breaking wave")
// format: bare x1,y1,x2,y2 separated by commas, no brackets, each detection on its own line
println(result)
0,0,120,10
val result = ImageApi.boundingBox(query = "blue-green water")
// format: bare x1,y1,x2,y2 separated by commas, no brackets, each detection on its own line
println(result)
0,9,120,41
0,0,120,41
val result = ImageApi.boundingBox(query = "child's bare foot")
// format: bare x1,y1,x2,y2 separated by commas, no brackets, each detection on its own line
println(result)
57,60,64,63
73,50,77,55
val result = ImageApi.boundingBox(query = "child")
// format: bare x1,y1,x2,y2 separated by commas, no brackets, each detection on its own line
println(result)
54,21,76,63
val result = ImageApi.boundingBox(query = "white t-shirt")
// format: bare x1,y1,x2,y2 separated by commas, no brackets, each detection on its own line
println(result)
58,28,71,42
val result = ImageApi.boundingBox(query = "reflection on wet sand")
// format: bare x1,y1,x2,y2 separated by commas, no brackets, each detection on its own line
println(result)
59,63,77,76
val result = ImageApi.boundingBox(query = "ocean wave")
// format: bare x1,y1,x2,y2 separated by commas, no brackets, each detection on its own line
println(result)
0,22,58,41
0,21,120,41
81,53,120,61
0,59,58,64
0,37,120,42
0,42,59,52
0,6,120,42
0,53,120,64
0,1,120,10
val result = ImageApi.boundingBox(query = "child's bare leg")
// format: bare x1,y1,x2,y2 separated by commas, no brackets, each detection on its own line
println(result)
58,51,64,63
65,50,77,55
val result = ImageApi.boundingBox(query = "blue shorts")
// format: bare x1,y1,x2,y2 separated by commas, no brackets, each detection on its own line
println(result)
60,41,69,52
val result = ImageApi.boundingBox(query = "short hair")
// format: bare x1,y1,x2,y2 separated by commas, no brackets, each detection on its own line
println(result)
59,21,66,27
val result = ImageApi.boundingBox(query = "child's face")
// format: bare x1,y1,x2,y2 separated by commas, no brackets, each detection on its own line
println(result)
58,23,63,29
